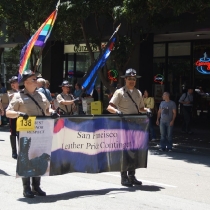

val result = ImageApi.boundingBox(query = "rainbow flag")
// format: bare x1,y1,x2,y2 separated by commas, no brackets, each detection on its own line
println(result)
19,9,58,77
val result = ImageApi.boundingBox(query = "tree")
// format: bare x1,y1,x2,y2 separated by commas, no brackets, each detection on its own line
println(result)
0,0,56,73
1,0,210,89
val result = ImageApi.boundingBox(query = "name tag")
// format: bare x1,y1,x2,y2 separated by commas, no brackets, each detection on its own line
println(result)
16,117,36,131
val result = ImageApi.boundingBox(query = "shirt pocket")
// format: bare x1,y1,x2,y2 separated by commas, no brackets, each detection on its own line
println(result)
121,95,129,102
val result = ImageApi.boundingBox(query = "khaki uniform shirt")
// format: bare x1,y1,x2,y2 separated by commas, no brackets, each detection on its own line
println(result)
56,93,75,114
6,89,50,116
8,89,19,102
0,93,9,109
110,86,145,114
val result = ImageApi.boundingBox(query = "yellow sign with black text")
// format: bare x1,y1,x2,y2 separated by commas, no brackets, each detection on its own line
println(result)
16,117,36,131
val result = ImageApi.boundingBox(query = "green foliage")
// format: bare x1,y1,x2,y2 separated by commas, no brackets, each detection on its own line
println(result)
111,35,134,71
1,0,210,87
0,0,56,42
3,46,21,77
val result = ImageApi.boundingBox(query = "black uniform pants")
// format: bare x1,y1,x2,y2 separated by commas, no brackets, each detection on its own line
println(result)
9,118,17,136
121,171,135,177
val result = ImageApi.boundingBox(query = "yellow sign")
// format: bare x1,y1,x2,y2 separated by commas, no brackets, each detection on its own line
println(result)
16,117,36,131
91,101,102,115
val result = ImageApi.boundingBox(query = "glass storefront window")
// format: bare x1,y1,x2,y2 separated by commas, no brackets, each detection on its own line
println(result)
168,42,190,56
153,58,165,103
168,57,191,102
153,43,165,57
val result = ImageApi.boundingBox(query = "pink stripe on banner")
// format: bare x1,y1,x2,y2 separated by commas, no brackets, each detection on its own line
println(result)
54,119,65,133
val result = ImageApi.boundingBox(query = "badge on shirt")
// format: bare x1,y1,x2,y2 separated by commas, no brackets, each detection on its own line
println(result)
16,117,36,131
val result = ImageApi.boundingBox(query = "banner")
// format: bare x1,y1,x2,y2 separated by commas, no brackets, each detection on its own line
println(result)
17,115,149,177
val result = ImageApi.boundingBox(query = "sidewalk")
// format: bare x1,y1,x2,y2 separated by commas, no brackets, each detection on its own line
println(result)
149,115,210,154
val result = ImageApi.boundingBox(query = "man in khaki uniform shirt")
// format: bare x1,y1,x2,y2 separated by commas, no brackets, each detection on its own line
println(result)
6,70,59,198
7,76,20,159
107,68,151,187
56,81,77,115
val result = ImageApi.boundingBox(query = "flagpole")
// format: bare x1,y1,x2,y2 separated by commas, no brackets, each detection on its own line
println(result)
109,23,121,40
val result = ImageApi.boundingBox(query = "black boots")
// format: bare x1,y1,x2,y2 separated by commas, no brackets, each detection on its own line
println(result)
32,177,46,196
128,175,142,185
121,171,132,187
22,177,46,198
22,178,34,198
128,171,142,185
121,171,143,186
10,135,17,159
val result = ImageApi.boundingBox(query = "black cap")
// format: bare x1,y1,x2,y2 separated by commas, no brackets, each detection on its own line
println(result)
19,70,39,85
120,68,141,78
7,76,18,84
187,86,194,90
59,80,72,87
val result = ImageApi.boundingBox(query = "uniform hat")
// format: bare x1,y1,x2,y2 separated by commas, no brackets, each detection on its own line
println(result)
120,68,141,78
8,76,18,84
59,80,72,87
19,70,39,85
187,86,194,90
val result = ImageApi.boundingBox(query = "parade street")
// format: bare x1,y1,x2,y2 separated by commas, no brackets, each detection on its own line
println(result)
0,131,210,210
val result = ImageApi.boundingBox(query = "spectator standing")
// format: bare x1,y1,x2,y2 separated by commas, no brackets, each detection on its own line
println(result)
179,87,194,134
0,82,7,93
143,90,157,141
45,80,50,89
0,98,4,125
92,86,99,101
156,92,176,152
37,78,53,102
73,83,83,114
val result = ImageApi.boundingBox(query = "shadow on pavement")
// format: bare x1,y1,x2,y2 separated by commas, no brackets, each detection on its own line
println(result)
0,169,10,176
0,124,10,132
149,147,210,167
17,185,164,203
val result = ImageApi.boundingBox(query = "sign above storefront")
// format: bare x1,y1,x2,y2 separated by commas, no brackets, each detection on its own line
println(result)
154,74,164,84
195,52,210,74
64,43,106,53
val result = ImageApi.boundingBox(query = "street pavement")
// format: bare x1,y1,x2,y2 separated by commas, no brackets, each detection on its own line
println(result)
0,117,210,210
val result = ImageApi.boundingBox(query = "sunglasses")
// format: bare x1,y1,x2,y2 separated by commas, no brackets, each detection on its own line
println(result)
126,77,136,81
27,78,37,82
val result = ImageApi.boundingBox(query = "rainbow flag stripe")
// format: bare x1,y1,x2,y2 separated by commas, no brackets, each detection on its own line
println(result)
35,11,57,48
19,10,57,76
